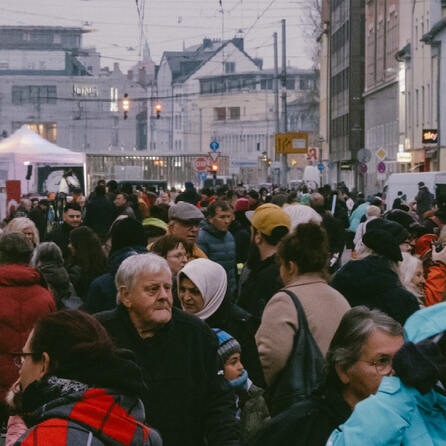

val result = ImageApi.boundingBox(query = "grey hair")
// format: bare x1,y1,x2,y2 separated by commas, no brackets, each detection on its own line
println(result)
30,242,64,268
326,306,403,387
115,253,171,303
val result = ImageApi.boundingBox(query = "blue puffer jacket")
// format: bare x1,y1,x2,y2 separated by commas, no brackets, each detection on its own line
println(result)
327,303,446,446
197,221,237,300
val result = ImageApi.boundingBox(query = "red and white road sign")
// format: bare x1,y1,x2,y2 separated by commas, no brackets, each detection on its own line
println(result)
193,156,208,172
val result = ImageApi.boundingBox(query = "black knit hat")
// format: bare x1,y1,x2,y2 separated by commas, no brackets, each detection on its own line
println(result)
110,217,146,253
363,218,407,262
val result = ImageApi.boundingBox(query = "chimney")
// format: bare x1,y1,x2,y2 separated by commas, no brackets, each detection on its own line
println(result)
202,38,212,49
127,70,134,80
232,37,244,51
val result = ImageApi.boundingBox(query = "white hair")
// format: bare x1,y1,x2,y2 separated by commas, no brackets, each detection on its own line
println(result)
284,204,322,231
115,253,171,303
399,252,422,291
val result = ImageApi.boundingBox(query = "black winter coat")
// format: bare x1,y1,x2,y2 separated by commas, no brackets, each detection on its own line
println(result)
331,255,419,325
251,384,351,446
45,222,74,261
238,255,283,323
84,196,116,239
96,305,241,446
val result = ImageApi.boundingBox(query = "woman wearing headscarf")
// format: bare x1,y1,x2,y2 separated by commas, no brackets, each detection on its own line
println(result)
178,258,227,325
178,258,265,386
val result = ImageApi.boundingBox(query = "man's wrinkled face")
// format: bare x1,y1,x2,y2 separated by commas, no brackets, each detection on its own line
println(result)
63,209,82,228
120,270,173,337
170,219,201,244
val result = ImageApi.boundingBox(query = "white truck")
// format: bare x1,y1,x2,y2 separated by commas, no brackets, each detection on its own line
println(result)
384,172,446,210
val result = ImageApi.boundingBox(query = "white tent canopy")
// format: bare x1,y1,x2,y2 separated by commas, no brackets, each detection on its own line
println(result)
0,125,85,164
0,125,86,197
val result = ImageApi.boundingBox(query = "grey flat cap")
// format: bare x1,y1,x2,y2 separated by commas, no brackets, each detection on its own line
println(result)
168,201,204,221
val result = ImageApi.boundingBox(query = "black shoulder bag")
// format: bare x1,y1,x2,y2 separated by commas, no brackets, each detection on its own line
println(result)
265,290,325,416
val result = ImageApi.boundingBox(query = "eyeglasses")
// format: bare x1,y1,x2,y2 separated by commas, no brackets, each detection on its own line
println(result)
10,353,34,369
359,356,393,376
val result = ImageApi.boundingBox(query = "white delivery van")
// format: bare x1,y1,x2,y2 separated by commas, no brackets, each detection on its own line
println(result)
384,172,446,210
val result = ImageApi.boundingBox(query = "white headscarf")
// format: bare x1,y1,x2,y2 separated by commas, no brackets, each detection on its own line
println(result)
284,204,322,231
178,258,227,321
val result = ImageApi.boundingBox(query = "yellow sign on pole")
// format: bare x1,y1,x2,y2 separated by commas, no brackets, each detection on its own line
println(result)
275,132,308,154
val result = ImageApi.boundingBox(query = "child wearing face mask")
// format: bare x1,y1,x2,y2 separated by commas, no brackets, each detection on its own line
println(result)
213,329,269,444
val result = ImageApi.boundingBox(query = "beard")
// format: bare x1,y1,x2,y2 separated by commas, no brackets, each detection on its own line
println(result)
5,380,24,415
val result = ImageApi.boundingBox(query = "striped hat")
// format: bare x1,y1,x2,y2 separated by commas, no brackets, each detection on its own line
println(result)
213,328,241,363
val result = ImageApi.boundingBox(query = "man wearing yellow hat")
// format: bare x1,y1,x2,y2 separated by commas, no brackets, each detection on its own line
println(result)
238,204,291,323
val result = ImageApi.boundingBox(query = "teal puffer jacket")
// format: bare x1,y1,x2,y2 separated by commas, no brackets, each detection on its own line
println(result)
327,302,446,446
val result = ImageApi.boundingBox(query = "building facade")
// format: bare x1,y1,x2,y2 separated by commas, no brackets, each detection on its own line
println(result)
0,26,148,156
363,0,400,195
397,0,443,172
328,0,365,190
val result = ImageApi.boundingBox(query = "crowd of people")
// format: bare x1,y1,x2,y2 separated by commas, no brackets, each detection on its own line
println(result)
0,178,445,445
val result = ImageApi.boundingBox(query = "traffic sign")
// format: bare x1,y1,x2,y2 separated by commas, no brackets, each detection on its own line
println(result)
376,148,387,161
377,161,386,173
208,151,220,161
196,171,207,182
192,156,208,172
209,140,220,152
357,148,371,163
359,163,368,174
275,132,308,154
317,162,325,172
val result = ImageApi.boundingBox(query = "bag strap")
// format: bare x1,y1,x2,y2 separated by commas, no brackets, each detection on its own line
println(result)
280,289,310,333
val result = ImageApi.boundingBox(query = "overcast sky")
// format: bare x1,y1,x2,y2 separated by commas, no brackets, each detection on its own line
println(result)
0,0,316,71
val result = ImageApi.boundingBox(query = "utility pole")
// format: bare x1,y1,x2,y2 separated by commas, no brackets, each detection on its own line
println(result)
273,32,280,184
280,18,288,187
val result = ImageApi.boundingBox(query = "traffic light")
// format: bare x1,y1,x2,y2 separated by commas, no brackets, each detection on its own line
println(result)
155,103,162,119
122,93,130,120
211,162,218,173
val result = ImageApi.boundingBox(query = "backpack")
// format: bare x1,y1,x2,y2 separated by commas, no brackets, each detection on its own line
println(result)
264,290,325,416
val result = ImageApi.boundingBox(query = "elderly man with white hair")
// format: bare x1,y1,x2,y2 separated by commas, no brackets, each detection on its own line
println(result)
96,253,240,446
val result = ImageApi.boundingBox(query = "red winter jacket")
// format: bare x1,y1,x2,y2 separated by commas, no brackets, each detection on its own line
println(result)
15,385,161,446
0,265,55,411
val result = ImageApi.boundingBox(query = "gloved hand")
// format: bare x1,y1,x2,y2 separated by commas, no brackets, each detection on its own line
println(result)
392,339,446,394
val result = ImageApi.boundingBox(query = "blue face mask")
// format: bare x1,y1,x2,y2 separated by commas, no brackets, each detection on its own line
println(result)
229,369,248,390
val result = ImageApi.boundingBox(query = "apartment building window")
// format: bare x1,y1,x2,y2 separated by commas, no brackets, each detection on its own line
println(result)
260,79,273,90
286,79,296,90
214,107,226,121
229,107,240,120
111,116,119,146
225,62,235,74
12,86,57,105
13,122,57,142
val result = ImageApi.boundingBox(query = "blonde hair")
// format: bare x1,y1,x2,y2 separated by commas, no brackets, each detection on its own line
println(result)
5,217,39,246
399,252,422,295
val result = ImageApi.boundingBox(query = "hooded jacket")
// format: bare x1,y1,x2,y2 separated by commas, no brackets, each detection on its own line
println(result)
82,246,147,314
0,265,55,421
331,255,419,325
13,376,161,446
327,303,446,446
197,221,237,299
